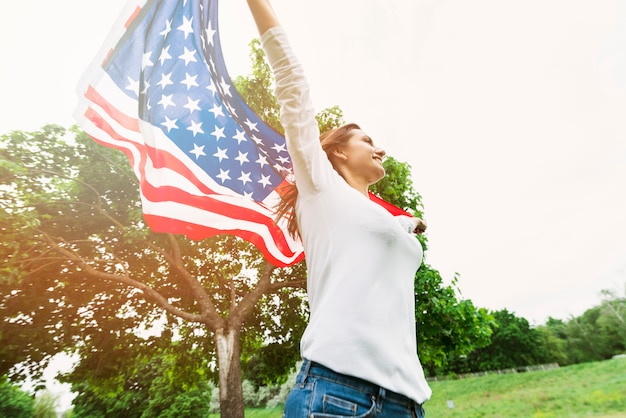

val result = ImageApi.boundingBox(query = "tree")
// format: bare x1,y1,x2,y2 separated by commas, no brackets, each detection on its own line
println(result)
415,269,494,375
598,286,626,353
0,40,329,418
537,285,626,368
535,321,569,366
0,123,314,417
461,309,550,372
557,295,626,365
0,377,35,418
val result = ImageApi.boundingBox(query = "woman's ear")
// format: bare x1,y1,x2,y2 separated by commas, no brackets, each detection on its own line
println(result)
331,147,348,162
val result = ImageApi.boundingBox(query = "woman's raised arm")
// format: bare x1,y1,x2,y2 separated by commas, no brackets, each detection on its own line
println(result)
246,0,281,36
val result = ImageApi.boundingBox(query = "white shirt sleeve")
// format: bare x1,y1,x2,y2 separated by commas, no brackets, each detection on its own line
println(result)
260,27,337,199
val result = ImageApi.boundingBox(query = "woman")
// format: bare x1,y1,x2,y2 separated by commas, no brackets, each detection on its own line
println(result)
246,1,432,417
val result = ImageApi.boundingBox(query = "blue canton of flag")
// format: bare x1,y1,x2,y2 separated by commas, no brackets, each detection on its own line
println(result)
75,0,304,267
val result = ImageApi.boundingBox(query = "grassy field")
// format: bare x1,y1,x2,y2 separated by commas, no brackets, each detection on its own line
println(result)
425,357,626,417
210,357,626,417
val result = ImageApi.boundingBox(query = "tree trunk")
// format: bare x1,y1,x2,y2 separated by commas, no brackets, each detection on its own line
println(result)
215,326,244,418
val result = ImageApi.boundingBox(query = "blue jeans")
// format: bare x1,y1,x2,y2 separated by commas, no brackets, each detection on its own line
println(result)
283,360,426,418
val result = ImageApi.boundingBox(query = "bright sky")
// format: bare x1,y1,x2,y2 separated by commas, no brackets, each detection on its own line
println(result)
2,0,626,411
2,0,626,332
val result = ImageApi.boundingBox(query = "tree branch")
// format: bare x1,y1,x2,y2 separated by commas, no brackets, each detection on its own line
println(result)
229,261,277,327
145,235,222,326
38,231,223,328
213,269,230,293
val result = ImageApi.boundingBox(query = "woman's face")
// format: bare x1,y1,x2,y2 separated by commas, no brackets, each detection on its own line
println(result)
340,129,386,185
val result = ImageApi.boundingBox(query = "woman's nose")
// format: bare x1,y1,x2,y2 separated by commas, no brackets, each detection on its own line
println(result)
375,147,386,157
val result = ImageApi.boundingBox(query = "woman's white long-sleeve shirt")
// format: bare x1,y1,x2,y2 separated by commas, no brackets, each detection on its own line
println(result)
261,26,432,404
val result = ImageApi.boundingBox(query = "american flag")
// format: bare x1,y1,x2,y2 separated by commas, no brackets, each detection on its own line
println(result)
75,0,303,267
75,0,414,268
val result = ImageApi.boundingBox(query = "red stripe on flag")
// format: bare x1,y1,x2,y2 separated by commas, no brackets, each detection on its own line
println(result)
125,6,142,28
140,183,284,235
143,214,304,267
86,86,140,132
368,192,413,217
83,107,140,167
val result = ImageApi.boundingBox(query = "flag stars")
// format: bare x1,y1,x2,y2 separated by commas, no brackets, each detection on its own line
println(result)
187,120,204,136
273,163,287,173
213,147,229,162
272,143,287,153
142,51,154,69
233,130,247,144
207,57,216,73
126,76,139,96
244,119,258,132
141,79,150,94
258,175,272,188
216,169,230,183
190,143,206,159
211,126,225,141
206,80,217,96
181,73,199,90
158,46,172,65
179,47,198,66
208,103,224,118
256,155,268,168
161,116,178,132
158,94,175,110
238,172,252,185
159,19,172,38
157,72,174,89
177,16,194,39
205,21,216,46
235,151,249,166
219,77,232,97
184,97,201,114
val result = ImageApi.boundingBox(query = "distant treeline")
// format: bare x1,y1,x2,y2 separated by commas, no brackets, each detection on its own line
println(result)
426,286,626,377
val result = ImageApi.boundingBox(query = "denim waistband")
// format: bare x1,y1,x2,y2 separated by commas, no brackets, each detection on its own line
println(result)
300,359,421,409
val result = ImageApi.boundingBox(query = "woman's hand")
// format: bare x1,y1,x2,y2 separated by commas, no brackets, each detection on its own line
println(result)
413,218,427,235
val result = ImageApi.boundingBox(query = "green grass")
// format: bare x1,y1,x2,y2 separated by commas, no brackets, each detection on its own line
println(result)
426,357,626,417
210,358,626,417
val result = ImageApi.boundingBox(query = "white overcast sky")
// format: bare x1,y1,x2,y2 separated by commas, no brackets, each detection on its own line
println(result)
2,0,626,327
